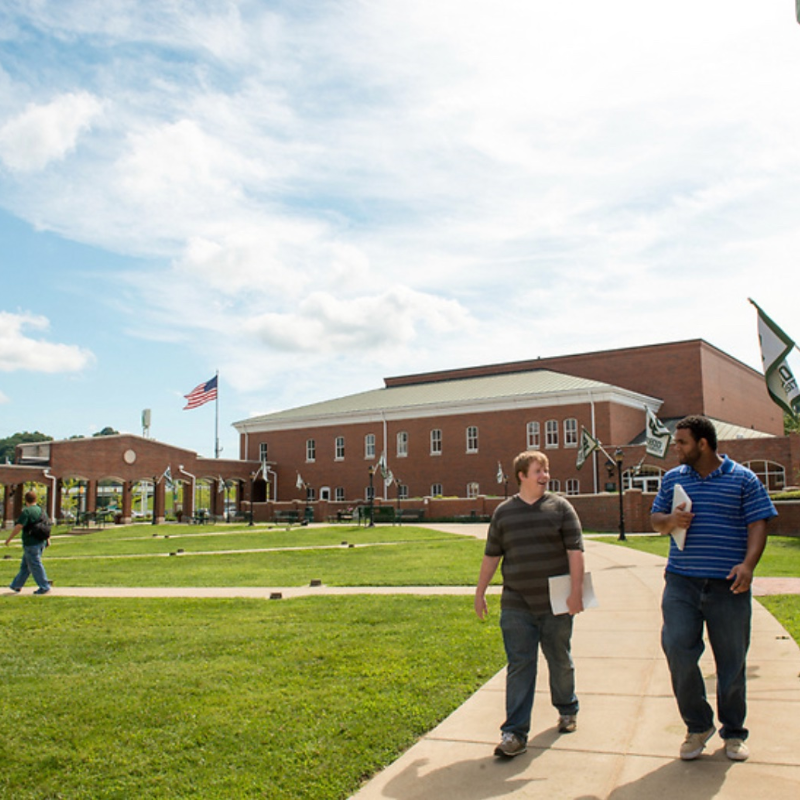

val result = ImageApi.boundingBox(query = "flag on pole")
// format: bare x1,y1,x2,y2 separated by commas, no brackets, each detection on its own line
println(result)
576,427,601,470
644,407,672,459
496,461,504,484
384,469,394,488
377,452,388,480
183,375,218,410
296,472,305,490
750,299,800,417
162,465,173,487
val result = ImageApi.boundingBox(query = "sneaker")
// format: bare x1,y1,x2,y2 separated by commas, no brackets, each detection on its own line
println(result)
558,714,577,733
494,731,527,758
725,738,750,761
8,586,20,593
680,727,715,760
33,587,51,595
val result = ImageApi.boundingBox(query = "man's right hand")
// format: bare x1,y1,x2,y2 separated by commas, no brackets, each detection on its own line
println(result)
474,592,488,620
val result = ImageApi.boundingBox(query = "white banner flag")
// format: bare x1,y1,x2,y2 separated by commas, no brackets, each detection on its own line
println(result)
296,473,305,490
576,427,601,470
751,299,800,417
645,407,671,459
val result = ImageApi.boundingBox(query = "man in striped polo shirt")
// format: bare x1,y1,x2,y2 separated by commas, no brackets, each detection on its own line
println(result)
651,415,777,763
475,450,586,758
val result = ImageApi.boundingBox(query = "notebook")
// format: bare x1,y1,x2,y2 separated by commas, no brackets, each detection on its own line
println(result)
670,484,691,550
549,573,598,615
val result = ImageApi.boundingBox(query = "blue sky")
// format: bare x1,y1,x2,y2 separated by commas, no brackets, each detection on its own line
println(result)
1,1,799,459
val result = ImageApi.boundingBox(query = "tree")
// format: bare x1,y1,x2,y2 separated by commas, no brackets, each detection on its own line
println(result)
0,431,51,464
786,413,800,435
93,427,120,437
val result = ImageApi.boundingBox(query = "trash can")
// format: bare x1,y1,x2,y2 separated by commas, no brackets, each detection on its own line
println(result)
304,506,314,523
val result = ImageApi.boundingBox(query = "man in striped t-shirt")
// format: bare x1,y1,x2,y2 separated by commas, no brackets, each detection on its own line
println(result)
651,415,777,763
475,450,586,758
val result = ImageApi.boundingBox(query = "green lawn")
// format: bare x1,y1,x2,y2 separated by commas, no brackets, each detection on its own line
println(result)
1,595,503,800
1,524,502,800
6,524,488,588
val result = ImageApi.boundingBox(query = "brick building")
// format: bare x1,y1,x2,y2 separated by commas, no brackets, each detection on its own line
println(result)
0,435,259,527
233,339,799,507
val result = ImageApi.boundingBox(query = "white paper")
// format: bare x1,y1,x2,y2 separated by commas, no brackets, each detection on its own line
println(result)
549,573,598,615
670,484,691,551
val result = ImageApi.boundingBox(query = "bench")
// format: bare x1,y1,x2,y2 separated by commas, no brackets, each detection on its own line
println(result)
395,509,425,524
273,510,300,524
191,510,215,525
357,506,395,525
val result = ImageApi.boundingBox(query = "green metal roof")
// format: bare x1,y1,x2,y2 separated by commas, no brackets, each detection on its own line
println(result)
234,369,658,430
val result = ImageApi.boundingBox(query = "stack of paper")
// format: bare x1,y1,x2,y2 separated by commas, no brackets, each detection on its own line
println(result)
549,573,598,615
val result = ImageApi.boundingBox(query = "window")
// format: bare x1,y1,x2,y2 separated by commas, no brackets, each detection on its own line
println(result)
564,418,578,448
335,487,345,502
548,479,561,492
745,460,786,492
335,436,345,461
259,442,268,462
526,421,540,449
305,486,316,502
566,478,580,495
466,482,480,498
431,483,443,497
397,484,408,500
545,420,559,448
629,465,665,493
430,428,442,455
397,431,408,457
466,426,479,453
365,483,374,500
306,439,316,462
365,434,376,459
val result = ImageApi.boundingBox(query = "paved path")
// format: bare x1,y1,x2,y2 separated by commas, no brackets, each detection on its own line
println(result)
348,538,800,800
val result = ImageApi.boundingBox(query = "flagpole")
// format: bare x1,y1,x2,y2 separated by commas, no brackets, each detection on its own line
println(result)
214,369,220,458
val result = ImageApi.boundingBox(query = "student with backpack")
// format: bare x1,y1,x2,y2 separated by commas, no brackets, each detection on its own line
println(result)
5,489,53,595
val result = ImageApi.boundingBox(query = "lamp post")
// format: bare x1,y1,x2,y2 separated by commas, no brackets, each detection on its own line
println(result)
614,448,626,541
395,480,402,526
367,466,375,528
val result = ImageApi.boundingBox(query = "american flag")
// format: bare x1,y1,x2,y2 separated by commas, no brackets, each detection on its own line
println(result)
183,375,218,410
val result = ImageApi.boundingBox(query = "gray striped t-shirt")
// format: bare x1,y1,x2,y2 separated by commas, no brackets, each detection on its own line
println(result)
485,493,584,614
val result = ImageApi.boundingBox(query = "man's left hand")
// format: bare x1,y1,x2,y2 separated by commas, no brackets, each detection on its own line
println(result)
727,563,754,594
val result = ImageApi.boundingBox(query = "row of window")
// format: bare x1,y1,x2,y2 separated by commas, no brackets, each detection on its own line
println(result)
258,419,581,464
303,478,583,503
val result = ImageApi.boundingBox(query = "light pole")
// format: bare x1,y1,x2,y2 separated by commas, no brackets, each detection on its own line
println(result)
614,448,626,541
367,466,375,528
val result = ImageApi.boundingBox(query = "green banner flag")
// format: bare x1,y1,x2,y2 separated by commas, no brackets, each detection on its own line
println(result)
750,299,800,417
645,407,671,459
576,427,601,470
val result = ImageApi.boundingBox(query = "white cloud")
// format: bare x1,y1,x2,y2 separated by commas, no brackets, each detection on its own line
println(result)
0,91,103,172
0,312,95,373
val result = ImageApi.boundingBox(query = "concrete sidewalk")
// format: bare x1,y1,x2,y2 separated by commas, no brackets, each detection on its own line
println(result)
349,539,800,800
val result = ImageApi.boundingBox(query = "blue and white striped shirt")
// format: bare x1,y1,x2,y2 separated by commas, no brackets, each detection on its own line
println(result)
651,455,777,578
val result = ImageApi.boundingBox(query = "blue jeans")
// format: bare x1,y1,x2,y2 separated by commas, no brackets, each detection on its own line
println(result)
499,607,578,741
10,541,50,592
661,571,751,740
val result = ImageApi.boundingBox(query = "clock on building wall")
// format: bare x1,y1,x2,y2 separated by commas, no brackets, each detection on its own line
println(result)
123,449,137,464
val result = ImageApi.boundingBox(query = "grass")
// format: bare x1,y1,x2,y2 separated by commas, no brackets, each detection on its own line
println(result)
5,524,489,587
1,523,503,799
0,595,503,800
